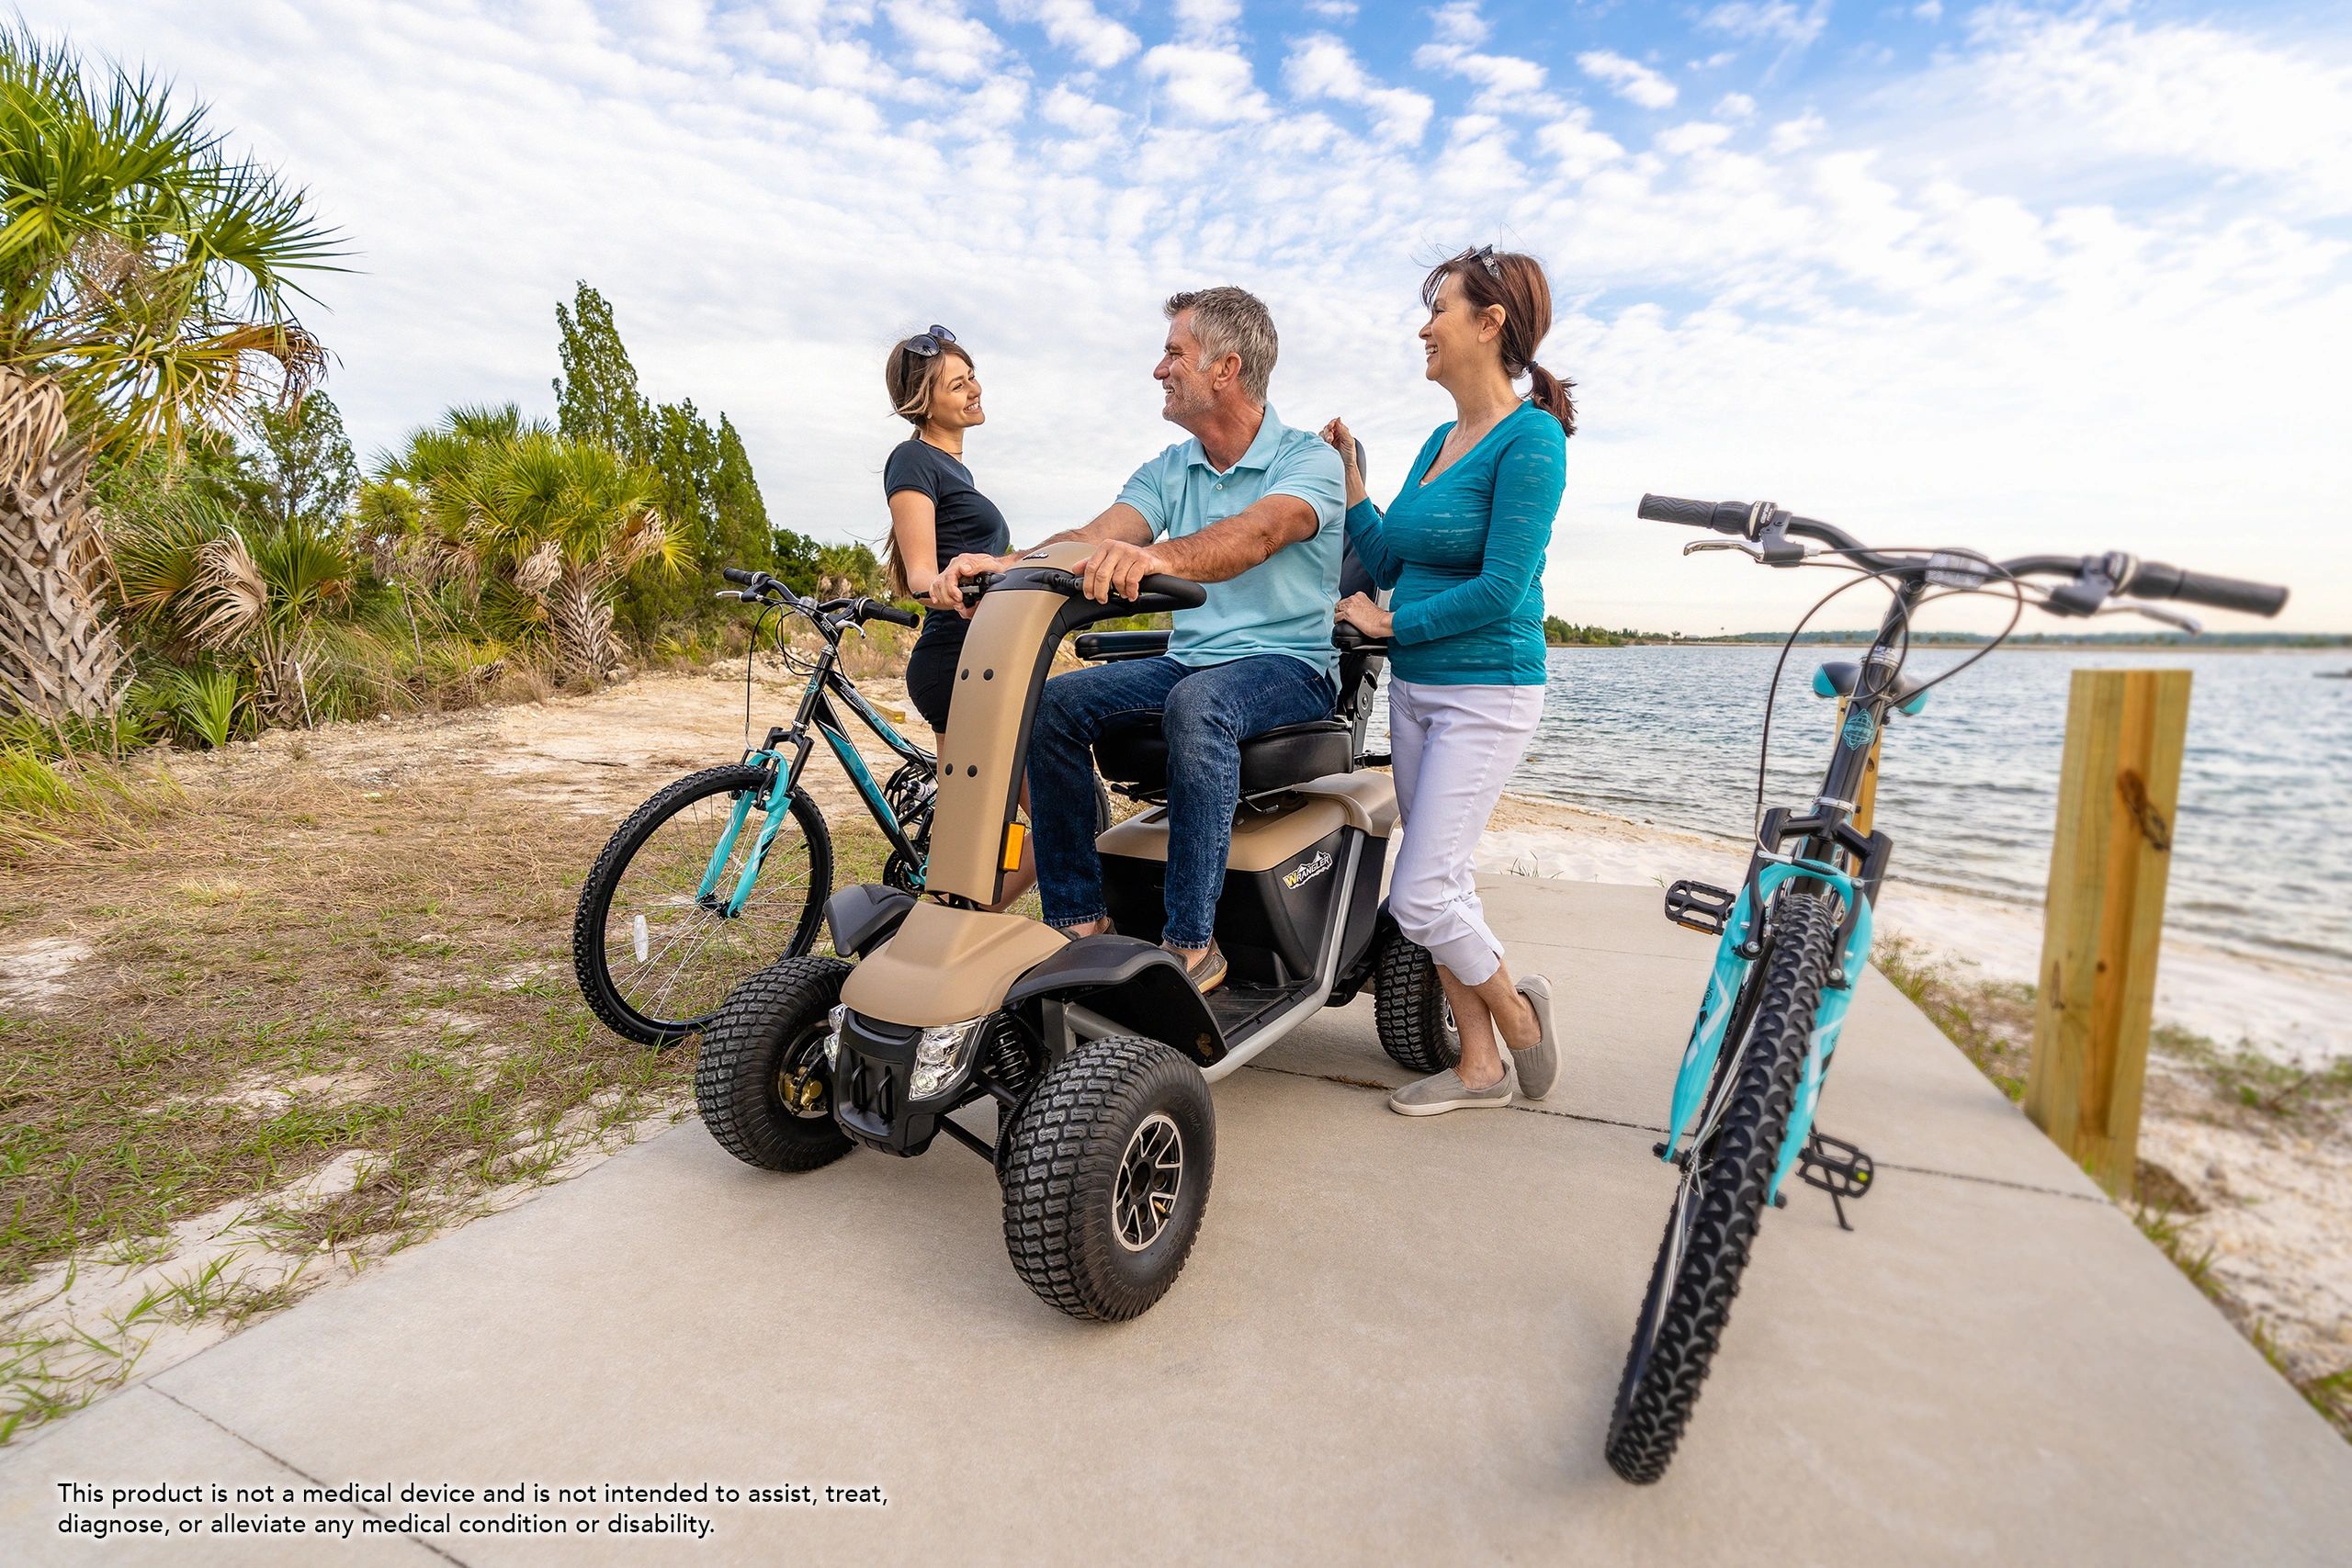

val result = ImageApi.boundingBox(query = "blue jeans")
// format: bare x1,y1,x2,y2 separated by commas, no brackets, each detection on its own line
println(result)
1029,654,1338,949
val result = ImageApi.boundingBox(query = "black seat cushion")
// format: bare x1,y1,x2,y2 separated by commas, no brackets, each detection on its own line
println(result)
1094,718,1351,794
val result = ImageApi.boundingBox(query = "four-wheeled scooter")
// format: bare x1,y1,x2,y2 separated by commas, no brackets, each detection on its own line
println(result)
693,538,1457,1320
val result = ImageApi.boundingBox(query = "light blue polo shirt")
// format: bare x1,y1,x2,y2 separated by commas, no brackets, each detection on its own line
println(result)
1114,407,1346,678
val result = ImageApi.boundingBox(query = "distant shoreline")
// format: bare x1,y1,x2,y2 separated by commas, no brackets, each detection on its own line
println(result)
1543,640,2349,654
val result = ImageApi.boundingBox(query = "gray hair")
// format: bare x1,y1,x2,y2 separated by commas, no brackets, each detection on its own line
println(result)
1164,286,1277,405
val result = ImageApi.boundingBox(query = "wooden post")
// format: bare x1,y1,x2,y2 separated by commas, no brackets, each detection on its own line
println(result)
2024,669,2192,1200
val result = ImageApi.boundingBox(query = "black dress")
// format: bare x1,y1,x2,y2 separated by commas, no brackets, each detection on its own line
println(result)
885,438,1011,732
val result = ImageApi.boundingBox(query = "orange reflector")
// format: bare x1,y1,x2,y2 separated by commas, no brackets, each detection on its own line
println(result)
1001,821,1026,872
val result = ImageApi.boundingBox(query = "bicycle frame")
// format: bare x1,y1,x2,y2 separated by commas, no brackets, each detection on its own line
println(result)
698,633,934,913
1661,578,1925,1201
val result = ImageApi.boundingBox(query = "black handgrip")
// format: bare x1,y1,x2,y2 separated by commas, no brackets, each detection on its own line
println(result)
868,603,922,628
2124,561,2290,617
1136,572,1206,610
1638,494,1749,536
721,567,759,586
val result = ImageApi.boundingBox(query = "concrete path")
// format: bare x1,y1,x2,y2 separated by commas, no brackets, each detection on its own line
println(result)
6,880,2348,1565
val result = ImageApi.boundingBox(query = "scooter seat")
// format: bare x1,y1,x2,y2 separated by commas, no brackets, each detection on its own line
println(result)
1094,717,1352,795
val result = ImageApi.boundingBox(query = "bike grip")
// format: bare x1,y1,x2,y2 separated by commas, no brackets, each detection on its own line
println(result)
871,603,922,627
1638,494,1749,536
1135,573,1207,609
2125,561,2289,617
721,567,758,586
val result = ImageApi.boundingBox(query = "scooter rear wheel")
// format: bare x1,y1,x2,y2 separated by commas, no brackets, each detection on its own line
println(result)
1000,1035,1214,1322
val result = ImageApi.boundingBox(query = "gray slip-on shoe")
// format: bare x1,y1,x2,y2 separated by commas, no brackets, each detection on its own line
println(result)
1510,974,1559,1100
1388,1060,1517,1116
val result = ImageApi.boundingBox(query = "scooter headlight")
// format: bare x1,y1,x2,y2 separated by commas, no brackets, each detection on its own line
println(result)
824,1004,846,1067
909,1017,987,1100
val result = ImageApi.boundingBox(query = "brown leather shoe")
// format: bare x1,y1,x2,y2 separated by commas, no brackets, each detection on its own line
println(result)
1162,939,1227,995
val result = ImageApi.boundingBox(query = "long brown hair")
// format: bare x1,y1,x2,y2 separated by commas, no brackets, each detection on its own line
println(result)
1421,247,1576,437
880,335,977,595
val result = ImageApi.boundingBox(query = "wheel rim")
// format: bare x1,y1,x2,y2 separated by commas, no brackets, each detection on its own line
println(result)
603,784,817,1034
1440,996,1460,1059
1113,1111,1184,1252
769,1020,833,1122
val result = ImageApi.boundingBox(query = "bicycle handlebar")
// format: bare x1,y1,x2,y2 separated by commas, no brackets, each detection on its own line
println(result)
2123,560,2290,616
1640,493,2289,620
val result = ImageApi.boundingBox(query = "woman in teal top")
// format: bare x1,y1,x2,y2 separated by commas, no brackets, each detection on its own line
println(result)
1321,245,1572,1118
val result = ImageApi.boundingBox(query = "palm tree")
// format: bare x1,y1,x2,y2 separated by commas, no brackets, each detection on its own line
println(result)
0,25,340,721
369,407,681,680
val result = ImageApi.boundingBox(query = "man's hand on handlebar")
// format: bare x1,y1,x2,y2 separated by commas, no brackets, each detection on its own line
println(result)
1078,538,1175,604
932,552,1012,616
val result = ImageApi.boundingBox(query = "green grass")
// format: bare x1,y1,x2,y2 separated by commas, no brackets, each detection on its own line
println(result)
2,754,899,1443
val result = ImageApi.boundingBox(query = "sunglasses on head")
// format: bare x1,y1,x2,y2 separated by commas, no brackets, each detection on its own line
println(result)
904,324,959,357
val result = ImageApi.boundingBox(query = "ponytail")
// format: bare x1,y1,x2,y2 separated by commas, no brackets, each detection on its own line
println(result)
1527,362,1576,438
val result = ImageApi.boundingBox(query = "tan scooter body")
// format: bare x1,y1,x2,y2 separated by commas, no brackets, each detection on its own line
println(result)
705,541,1446,1321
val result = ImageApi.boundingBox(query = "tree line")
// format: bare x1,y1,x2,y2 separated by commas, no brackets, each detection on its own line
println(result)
0,27,888,751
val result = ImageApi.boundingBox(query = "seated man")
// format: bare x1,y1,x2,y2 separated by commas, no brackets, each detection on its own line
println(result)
932,286,1344,993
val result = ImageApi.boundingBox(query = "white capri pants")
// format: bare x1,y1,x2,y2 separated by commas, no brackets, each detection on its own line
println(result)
1386,676,1545,987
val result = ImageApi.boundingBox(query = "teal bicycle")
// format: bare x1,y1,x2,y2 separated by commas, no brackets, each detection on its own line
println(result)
1606,494,2287,1484
571,568,932,1048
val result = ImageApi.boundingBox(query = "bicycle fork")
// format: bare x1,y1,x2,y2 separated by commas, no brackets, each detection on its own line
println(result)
1660,860,1875,1209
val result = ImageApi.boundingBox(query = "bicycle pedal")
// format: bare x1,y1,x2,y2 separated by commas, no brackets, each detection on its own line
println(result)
1664,880,1736,936
1798,1130,1874,1200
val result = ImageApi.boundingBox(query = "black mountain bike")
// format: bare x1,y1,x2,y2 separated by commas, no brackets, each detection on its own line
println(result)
1604,494,2288,1484
571,568,930,1047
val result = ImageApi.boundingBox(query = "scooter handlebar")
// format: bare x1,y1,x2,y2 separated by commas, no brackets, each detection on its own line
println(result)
1133,573,1206,610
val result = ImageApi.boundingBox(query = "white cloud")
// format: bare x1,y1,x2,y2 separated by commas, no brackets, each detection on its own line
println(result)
1141,42,1272,123
1537,106,1624,179
1306,1,1360,18
1579,51,1678,109
1715,91,1757,118
1915,2,1943,20
1283,35,1433,146
1699,2,1832,49
1001,0,1136,70
1417,41,1557,116
1430,1,1489,49
1657,121,1734,157
1171,0,1241,40
1041,83,1120,137
881,0,1004,84
1769,111,1826,152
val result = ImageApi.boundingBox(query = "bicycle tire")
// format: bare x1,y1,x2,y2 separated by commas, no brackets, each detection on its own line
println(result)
572,764,832,1047
1604,887,1836,1484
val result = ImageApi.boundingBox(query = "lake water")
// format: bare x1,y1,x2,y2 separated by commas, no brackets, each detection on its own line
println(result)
1370,645,2352,977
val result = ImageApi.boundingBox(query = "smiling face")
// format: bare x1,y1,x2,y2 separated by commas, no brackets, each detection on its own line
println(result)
1417,271,1505,386
1153,310,1223,427
923,349,984,431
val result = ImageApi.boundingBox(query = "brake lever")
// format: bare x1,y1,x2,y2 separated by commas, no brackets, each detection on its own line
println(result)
1682,538,1816,563
2108,600,2203,636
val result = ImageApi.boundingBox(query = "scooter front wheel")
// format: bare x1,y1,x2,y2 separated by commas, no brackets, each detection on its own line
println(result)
1000,1035,1214,1322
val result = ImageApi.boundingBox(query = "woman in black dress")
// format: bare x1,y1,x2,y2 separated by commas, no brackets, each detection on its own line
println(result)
881,325,1030,899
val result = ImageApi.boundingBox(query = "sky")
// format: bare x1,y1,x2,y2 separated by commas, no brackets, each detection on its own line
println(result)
40,0,2352,634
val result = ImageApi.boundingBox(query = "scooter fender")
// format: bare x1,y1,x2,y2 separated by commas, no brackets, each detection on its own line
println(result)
1002,935,1225,1068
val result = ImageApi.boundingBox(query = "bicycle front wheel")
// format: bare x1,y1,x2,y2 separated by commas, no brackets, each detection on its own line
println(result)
572,764,832,1047
1605,887,1836,1484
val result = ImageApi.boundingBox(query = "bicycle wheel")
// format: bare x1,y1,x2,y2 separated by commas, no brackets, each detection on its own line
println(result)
1605,888,1836,1484
572,764,832,1047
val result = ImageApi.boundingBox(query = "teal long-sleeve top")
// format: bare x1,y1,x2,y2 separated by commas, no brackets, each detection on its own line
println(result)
1345,400,1564,685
